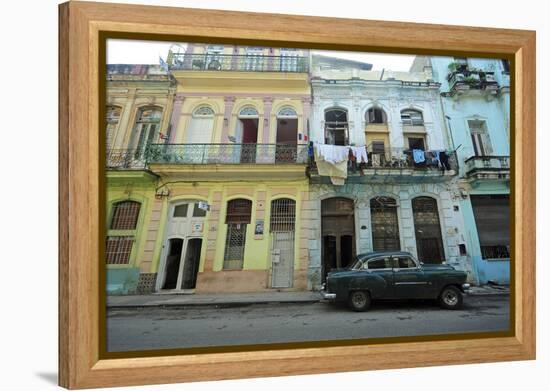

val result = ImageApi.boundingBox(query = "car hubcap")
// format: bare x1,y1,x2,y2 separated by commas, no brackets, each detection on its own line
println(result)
352,293,366,307
443,290,458,306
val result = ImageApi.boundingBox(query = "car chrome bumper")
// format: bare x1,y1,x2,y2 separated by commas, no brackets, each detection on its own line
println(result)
461,283,471,292
320,290,336,300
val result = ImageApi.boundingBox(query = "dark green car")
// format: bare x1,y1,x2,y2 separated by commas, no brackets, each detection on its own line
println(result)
320,251,470,311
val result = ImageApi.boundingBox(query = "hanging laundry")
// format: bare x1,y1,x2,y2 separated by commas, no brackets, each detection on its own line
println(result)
313,142,349,185
350,146,369,164
439,151,452,171
412,149,426,164
314,143,349,164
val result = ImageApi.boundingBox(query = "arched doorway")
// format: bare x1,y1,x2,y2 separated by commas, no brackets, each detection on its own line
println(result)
275,106,298,163
321,197,355,281
236,106,259,163
186,106,215,163
270,198,296,288
324,108,348,145
370,196,400,251
412,196,445,264
159,201,206,291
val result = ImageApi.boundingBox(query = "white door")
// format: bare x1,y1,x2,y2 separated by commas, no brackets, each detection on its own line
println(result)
185,117,214,163
160,202,206,291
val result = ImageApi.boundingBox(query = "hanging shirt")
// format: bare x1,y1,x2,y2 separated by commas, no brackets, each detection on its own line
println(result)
413,149,426,163
350,146,368,163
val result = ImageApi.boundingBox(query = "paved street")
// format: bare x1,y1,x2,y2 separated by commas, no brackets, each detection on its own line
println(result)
107,295,509,352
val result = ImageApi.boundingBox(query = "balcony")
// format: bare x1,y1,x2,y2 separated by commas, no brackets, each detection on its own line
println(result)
169,53,309,73
106,149,147,170
146,143,307,164
309,147,459,184
464,155,510,185
143,143,308,180
447,69,500,97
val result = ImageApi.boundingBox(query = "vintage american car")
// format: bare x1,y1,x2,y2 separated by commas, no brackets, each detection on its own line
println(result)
320,251,470,311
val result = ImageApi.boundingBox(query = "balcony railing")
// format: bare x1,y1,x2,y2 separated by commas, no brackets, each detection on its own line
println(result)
146,143,309,165
464,155,510,180
106,149,147,169
310,146,458,183
447,69,500,94
169,53,309,73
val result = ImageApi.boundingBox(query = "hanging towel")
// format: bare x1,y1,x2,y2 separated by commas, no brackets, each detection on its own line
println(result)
412,149,426,163
313,144,348,185
351,146,368,163
316,143,349,164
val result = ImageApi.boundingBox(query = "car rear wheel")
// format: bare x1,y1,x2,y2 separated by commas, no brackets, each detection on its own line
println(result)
348,290,371,312
439,286,463,310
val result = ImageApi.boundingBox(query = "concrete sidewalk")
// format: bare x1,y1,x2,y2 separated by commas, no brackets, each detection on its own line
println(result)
107,285,509,309
107,291,321,309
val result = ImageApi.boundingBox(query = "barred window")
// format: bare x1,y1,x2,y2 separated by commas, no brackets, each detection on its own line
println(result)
223,199,252,270
270,198,296,232
106,236,134,264
110,201,141,230
225,199,252,223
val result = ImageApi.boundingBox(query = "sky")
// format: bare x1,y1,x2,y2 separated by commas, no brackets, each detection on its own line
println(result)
106,39,416,71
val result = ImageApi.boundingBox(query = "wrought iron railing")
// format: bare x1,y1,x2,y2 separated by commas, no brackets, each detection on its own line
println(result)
169,53,309,73
146,143,309,165
311,146,459,173
464,155,510,176
106,149,147,169
447,70,499,92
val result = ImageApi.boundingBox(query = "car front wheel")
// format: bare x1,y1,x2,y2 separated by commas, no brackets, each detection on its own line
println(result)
439,286,463,310
348,290,371,312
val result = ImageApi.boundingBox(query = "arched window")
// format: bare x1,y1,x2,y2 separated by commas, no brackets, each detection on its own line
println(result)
106,200,141,265
239,106,259,118
412,197,445,264
110,200,141,230
193,105,214,117
133,106,163,158
185,106,214,147
277,106,298,118
324,108,349,145
366,107,387,124
106,105,122,149
370,197,400,251
223,199,253,270
401,109,424,126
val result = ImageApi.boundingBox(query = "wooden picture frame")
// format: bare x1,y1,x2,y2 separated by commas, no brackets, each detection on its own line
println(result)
59,1,536,389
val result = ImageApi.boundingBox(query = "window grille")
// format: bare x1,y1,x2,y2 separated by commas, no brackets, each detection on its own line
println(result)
223,199,252,269
225,199,252,223
106,236,134,264
270,198,296,232
370,197,400,251
110,201,141,230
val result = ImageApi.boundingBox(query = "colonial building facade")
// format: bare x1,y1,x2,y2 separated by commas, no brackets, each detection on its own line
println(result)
305,60,472,289
106,46,312,294
412,56,511,284
105,49,510,295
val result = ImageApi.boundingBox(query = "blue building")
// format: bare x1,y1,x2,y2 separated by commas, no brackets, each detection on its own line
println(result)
412,56,511,285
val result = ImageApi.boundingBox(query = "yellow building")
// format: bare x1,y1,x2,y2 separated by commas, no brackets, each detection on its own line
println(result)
106,46,312,294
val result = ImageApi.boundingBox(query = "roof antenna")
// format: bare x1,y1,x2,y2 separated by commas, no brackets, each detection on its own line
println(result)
380,68,385,80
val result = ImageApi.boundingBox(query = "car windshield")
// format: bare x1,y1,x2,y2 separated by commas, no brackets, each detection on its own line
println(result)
349,256,364,270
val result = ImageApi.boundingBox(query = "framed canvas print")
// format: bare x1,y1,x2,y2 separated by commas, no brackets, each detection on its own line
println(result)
59,1,536,389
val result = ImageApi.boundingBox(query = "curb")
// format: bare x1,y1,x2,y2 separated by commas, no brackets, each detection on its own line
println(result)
107,299,322,310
